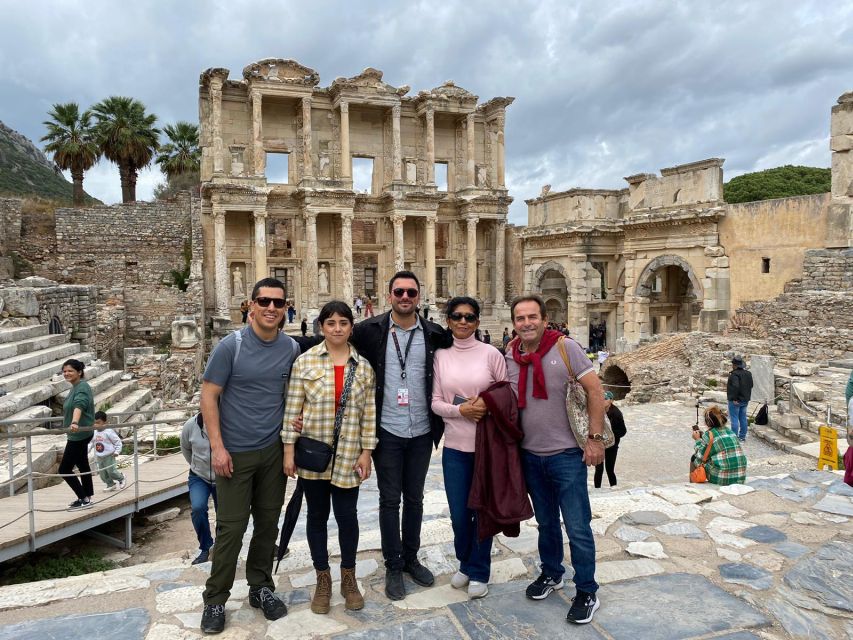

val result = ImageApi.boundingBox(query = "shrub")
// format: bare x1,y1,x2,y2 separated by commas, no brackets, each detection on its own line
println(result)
705,378,718,387
8,551,116,584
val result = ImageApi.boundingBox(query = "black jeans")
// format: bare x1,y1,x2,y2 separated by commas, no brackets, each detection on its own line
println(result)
302,479,360,570
372,429,433,570
594,441,620,488
60,435,94,500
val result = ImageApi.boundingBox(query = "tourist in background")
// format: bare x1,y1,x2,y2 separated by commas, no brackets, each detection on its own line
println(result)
483,329,492,345
364,295,374,318
354,295,363,317
181,412,217,566
89,411,125,493
240,300,249,324
60,358,96,511
287,302,296,324
691,406,747,485
301,316,308,337
593,392,625,489
502,328,511,351
432,297,508,599
727,356,753,441
283,300,376,614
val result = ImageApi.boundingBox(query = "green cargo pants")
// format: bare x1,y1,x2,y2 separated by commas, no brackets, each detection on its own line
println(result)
203,441,286,605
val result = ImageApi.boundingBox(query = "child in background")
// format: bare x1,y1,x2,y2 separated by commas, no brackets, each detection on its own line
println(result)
89,411,126,492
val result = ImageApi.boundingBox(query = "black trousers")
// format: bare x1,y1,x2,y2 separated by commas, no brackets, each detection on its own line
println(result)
302,479,360,570
60,435,94,500
372,429,433,570
594,441,620,488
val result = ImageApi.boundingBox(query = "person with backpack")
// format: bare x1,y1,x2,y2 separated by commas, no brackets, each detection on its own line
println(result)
181,412,216,566
594,392,625,489
727,356,754,442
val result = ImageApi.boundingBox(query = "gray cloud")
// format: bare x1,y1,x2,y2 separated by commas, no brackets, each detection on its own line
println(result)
2,0,851,223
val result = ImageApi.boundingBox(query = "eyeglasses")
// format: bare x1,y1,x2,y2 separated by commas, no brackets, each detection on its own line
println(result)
392,288,419,299
254,297,286,309
448,312,478,322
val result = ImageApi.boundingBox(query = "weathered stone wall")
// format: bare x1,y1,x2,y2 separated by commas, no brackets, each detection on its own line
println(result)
0,198,22,279
124,346,198,401
16,200,57,279
96,291,127,367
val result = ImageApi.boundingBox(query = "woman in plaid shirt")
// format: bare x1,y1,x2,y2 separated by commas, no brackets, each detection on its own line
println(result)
691,406,747,486
283,301,377,615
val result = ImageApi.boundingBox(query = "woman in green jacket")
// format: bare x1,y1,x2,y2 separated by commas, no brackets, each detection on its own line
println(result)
60,359,96,511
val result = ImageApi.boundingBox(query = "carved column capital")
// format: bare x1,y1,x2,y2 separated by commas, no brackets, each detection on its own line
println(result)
212,208,226,222
253,210,268,221
302,96,312,109
391,103,401,118
425,213,437,228
303,209,318,224
390,213,407,225
340,211,355,223
466,215,479,228
339,100,349,114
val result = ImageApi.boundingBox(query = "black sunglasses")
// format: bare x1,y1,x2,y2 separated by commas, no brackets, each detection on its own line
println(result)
448,312,478,322
392,288,419,299
254,297,286,309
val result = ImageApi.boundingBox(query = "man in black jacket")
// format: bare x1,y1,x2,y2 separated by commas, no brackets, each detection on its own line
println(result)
351,270,451,601
727,356,753,442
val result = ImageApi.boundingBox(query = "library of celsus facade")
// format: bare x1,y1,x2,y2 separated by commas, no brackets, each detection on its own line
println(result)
198,58,513,324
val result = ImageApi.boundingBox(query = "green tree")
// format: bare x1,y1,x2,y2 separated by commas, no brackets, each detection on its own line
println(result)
40,103,100,206
723,165,831,204
156,121,200,178
91,96,160,203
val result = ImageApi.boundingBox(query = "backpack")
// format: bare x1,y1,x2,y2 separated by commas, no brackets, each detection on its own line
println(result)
754,403,769,426
231,327,299,398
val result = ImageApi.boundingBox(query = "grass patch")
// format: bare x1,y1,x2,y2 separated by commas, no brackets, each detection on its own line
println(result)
705,378,718,387
8,550,116,584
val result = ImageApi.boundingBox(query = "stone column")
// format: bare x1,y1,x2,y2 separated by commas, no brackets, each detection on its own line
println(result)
341,211,354,303
391,213,406,272
391,104,402,182
212,207,229,315
251,90,265,177
424,107,435,184
425,214,436,302
466,113,476,188
253,210,268,282
494,220,506,304
466,216,478,294
302,96,313,178
210,78,224,174
303,210,318,309
339,101,351,179
495,114,506,188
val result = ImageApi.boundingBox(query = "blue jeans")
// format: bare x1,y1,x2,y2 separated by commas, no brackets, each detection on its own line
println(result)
188,472,217,552
522,448,598,594
442,447,492,583
729,401,748,440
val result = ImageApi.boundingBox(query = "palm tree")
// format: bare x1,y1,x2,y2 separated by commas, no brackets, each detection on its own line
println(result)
156,121,200,178
41,103,100,206
91,96,160,203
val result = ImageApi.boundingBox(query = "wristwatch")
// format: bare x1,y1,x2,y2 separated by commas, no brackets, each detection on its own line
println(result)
589,433,604,442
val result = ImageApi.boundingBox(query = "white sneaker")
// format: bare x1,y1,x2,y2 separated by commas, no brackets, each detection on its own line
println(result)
103,485,117,492
468,581,488,599
118,479,126,490
450,571,469,589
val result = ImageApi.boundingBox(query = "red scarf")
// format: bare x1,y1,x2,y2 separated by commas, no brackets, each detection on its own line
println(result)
511,329,562,408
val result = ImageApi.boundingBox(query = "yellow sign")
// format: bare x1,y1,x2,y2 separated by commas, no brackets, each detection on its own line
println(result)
817,425,838,471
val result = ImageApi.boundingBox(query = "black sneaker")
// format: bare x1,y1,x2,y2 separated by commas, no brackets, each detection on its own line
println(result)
385,569,405,600
403,559,435,587
248,586,287,620
200,604,225,634
567,590,600,624
526,573,564,600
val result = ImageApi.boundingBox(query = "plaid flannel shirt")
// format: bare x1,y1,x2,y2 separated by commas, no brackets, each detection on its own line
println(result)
693,427,747,486
282,342,377,488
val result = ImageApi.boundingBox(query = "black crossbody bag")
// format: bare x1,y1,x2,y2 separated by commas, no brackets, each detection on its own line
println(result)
294,360,357,473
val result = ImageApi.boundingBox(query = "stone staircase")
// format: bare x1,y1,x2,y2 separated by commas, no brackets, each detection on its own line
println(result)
0,324,164,495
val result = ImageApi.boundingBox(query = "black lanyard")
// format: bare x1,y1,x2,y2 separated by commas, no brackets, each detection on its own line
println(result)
391,327,416,380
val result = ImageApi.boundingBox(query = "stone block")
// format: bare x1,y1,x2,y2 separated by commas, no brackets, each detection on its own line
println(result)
1,288,39,316
789,361,820,376
749,355,775,404
792,382,824,402
143,507,181,525
0,608,150,640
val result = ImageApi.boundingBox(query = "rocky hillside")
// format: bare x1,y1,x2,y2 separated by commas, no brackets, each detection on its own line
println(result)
0,121,98,204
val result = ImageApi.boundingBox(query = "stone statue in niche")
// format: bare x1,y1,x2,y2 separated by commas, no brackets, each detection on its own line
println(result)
232,267,245,298
318,263,329,294
476,164,489,188
319,153,331,178
405,161,417,184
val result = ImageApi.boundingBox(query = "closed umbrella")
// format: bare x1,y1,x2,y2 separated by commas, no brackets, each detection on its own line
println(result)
275,478,304,572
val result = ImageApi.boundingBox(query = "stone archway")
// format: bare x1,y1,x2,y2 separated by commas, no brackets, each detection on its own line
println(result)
635,254,703,336
544,296,565,324
533,260,569,290
48,315,64,335
534,261,569,324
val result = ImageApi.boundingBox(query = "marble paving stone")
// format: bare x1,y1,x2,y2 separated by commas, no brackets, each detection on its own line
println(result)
613,524,652,542
827,481,853,497
280,589,311,608
763,593,839,640
595,573,769,639
342,600,404,625
704,501,748,518
145,622,202,640
0,572,150,611
769,485,824,503
718,484,755,496
448,580,605,639
145,568,184,581
332,615,463,639
745,512,788,527
783,540,853,613
790,510,824,525
266,608,348,640
742,550,785,572
596,559,664,584
651,485,719,505
417,544,457,577
716,548,742,562
655,521,704,539
791,470,840,484
619,510,670,526
626,541,667,559
391,584,468,610
709,633,761,640
818,512,848,523
747,477,796,491
772,541,810,559
741,526,787,544
490,557,528,584
812,495,853,517
719,563,774,590
496,526,539,554
155,581,192,592
0,608,150,640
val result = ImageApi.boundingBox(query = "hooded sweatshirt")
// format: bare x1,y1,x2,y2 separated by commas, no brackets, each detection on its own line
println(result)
180,414,214,483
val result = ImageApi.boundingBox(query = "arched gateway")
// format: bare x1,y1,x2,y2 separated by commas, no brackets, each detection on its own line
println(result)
635,255,703,335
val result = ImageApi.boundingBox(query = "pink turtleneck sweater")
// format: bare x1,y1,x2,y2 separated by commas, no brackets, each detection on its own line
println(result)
432,334,508,452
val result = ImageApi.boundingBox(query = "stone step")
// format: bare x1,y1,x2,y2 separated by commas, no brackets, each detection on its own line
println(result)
0,325,48,345
0,333,69,361
0,352,96,394
750,425,814,459
93,380,140,412
0,360,110,421
0,405,53,434
107,388,154,418
56,369,123,403
0,431,67,495
0,343,82,379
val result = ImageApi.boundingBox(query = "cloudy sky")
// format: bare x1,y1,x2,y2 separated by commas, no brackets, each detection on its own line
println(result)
2,0,852,224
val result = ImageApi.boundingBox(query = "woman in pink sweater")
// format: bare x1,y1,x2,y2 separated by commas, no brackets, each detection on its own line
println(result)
432,296,508,599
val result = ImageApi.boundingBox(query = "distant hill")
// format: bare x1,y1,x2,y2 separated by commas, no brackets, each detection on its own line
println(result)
723,165,831,204
0,121,99,204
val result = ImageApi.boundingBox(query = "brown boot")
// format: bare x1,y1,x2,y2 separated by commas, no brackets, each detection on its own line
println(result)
311,569,332,614
340,566,364,611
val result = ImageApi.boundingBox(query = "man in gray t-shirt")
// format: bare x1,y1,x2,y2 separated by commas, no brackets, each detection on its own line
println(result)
505,295,606,626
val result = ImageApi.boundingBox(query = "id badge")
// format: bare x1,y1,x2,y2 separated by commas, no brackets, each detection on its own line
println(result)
397,387,410,406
